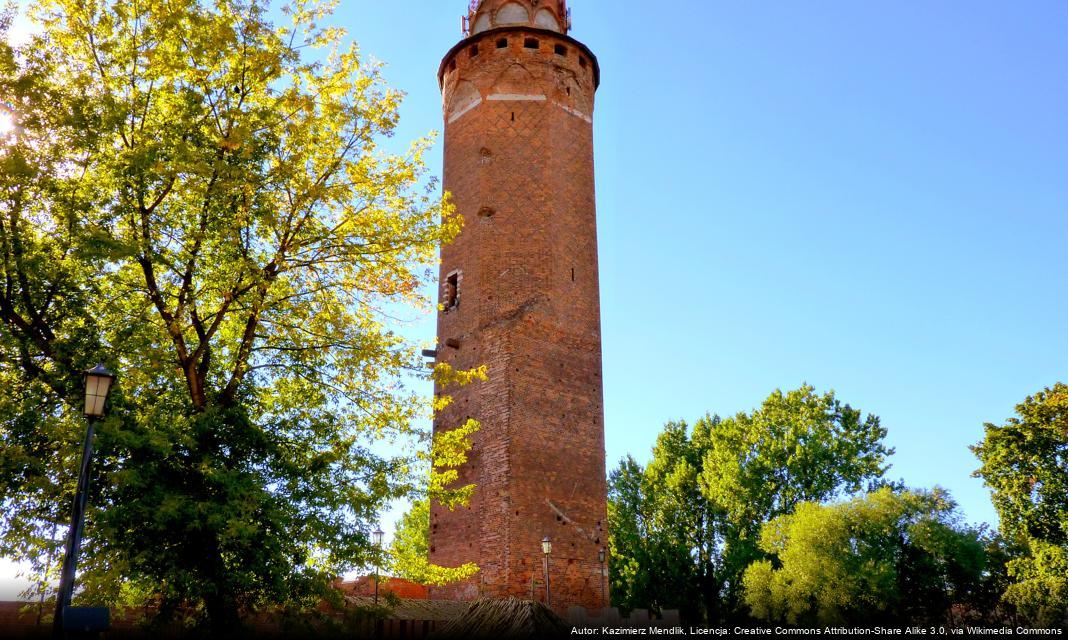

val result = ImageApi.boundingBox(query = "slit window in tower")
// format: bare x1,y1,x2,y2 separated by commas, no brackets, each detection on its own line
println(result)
579,56,587,68
445,272,460,310
554,44,567,56
524,38,539,50
470,44,479,57
497,38,508,49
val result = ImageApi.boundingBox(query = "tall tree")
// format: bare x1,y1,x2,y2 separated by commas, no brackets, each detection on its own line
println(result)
608,386,892,622
742,487,988,626
607,421,721,622
972,383,1068,627
700,385,893,612
0,0,464,632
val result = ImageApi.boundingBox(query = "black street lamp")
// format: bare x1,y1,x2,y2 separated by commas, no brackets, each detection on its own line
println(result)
541,536,552,608
598,547,607,609
53,364,115,638
372,526,384,606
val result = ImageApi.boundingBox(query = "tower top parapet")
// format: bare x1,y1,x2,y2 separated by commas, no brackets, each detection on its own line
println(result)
462,0,571,37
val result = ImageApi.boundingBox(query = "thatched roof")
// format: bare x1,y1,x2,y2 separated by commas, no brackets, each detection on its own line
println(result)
342,596,469,621
432,597,570,639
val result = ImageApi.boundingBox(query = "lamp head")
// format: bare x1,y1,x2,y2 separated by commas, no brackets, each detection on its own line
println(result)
84,364,116,418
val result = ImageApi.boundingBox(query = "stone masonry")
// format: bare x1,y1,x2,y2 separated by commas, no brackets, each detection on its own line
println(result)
428,0,609,612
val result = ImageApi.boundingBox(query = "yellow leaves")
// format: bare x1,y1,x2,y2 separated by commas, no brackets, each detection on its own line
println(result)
425,363,486,510
416,562,481,587
388,499,480,586
431,362,488,390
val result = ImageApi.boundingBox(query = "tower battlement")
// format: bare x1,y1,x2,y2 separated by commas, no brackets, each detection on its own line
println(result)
462,0,571,37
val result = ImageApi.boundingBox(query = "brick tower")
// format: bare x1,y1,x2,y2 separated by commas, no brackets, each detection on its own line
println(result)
429,0,607,611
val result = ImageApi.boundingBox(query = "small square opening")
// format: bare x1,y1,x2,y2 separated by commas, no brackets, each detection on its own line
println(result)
524,38,539,50
497,38,508,49
445,272,460,310
470,44,479,57
554,44,567,56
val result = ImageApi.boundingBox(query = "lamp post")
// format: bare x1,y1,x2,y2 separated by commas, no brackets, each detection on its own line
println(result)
53,364,115,638
372,526,384,606
541,536,552,608
598,547,606,609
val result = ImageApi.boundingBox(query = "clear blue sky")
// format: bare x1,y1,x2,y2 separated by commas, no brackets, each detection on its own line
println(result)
4,0,1068,599
340,0,1068,529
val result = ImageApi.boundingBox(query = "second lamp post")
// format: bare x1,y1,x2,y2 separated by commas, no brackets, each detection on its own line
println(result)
372,526,384,605
541,536,552,608
598,547,607,609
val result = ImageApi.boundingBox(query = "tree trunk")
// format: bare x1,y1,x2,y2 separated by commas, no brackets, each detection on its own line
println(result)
202,537,241,636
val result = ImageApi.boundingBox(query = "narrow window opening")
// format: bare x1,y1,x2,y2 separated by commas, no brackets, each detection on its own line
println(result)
571,268,575,281
497,38,508,49
478,206,495,218
445,272,460,310
511,112,515,122
566,86,571,96
470,44,479,57
554,44,567,56
524,37,539,49
579,56,587,68
448,59,457,72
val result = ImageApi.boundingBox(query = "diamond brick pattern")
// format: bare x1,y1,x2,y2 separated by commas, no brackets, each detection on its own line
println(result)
429,22,608,613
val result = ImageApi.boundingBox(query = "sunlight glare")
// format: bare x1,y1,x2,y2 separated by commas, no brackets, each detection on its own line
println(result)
0,111,13,139
5,14,35,47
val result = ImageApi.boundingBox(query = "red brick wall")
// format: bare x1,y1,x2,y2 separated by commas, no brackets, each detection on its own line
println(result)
0,601,45,637
429,18,609,613
343,577,430,600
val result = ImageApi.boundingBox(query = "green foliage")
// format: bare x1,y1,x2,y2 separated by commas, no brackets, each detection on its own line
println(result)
608,385,892,622
607,421,721,622
973,383,1068,627
701,385,892,609
743,488,988,625
427,363,486,510
0,0,466,632
387,499,478,586
385,363,483,587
